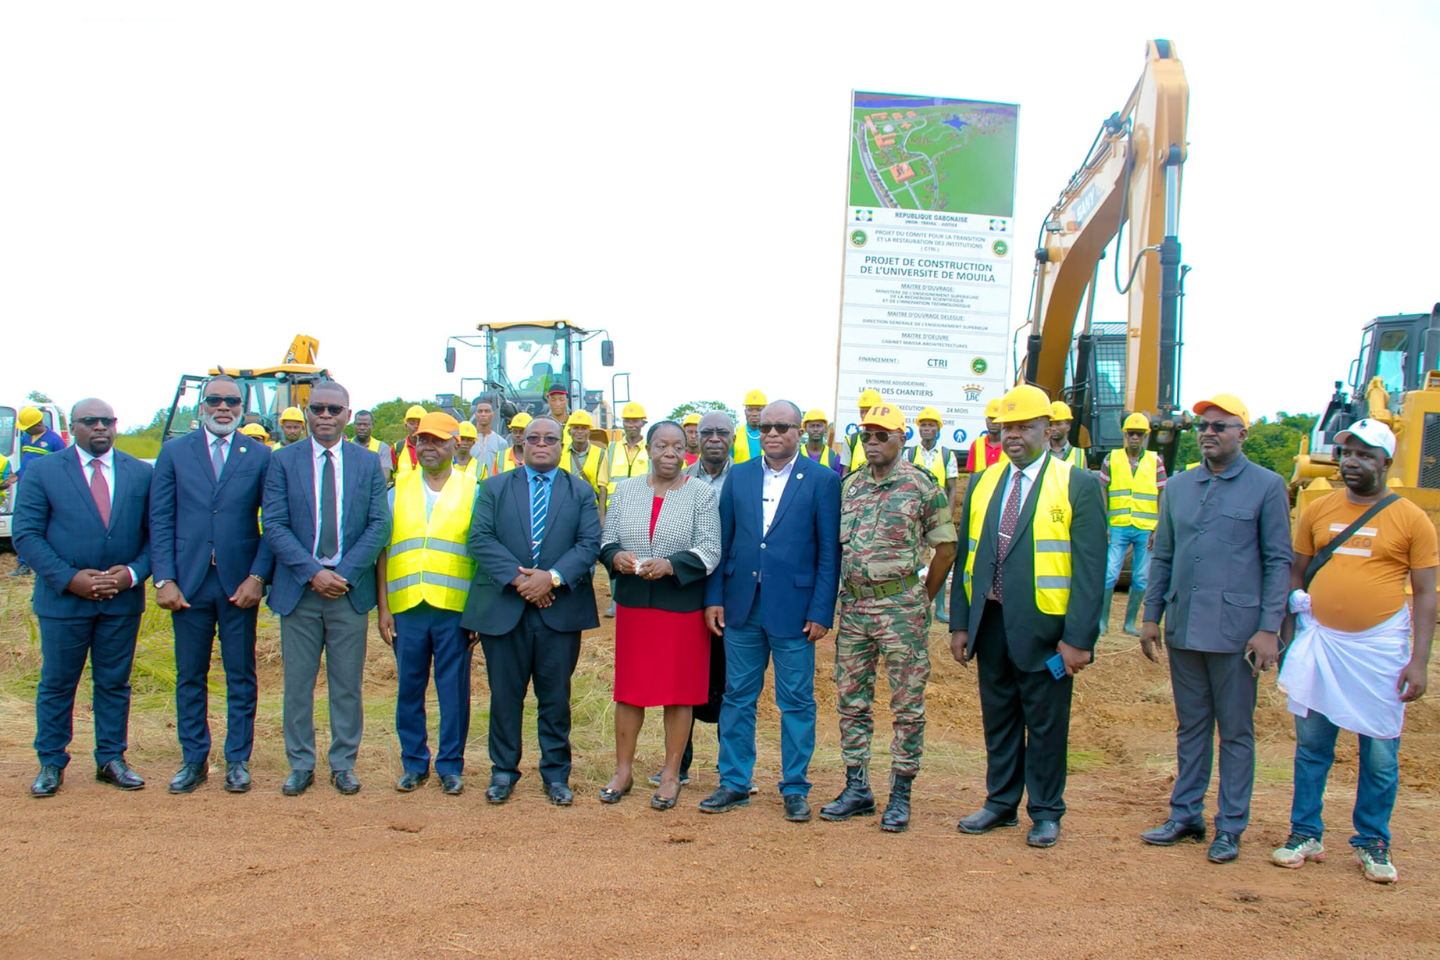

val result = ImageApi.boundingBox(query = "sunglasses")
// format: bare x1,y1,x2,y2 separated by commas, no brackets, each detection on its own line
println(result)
1195,420,1239,434
203,395,242,408
75,416,116,428
859,430,894,444
758,422,798,435
308,403,346,416
699,428,732,439
524,434,561,446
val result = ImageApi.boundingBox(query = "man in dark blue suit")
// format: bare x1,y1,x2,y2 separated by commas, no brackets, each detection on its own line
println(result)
262,382,390,797
149,375,274,794
700,400,841,822
13,399,153,797
462,415,601,806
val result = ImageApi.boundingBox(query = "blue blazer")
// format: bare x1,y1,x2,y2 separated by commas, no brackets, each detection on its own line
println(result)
261,439,391,616
461,467,601,637
12,446,153,619
703,456,841,637
149,429,274,599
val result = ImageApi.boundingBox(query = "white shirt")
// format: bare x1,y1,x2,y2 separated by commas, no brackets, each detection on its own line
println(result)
761,452,799,537
76,446,138,585
311,438,346,566
1002,451,1049,513
916,443,960,479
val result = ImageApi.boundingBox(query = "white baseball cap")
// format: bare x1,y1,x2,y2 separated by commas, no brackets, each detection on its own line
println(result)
1334,418,1396,457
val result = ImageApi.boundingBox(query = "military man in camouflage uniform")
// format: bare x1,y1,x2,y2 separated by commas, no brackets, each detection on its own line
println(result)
820,403,957,833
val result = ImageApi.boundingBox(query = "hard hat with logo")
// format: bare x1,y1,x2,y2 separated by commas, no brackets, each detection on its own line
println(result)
457,420,478,439
996,385,1052,423
984,398,1002,419
802,409,828,425
859,403,905,431
743,389,768,407
1191,393,1250,428
280,406,305,424
568,410,594,428
1049,401,1074,422
17,407,43,430
915,407,943,425
509,412,534,430
1123,412,1151,432
621,402,647,420
241,423,269,440
681,413,702,427
404,405,427,421
857,388,883,408
416,412,460,440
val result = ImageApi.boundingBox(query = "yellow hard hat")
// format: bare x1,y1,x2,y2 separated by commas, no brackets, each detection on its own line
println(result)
1191,393,1250,428
17,407,43,430
1049,401,1074,422
240,423,269,440
509,412,533,430
405,404,427,421
457,420,478,438
802,409,828,425
857,388,883,408
280,406,305,424
984,398,1002,419
681,413,702,427
621,402,647,420
1123,412,1151,432
859,403,905,431
996,385,1052,423
744,389,768,407
915,407,943,425
567,410,594,428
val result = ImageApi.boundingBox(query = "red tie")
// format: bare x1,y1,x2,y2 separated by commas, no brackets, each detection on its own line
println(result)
990,470,1024,602
89,460,111,527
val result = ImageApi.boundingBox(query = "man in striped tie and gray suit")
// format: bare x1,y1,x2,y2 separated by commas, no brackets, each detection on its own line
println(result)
463,415,601,806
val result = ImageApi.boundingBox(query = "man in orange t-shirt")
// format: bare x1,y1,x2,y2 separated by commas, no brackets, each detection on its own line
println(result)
1276,419,1435,884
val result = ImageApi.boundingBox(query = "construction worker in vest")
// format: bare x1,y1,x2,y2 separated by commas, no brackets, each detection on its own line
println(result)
965,398,1004,473
453,421,485,479
352,409,393,484
393,405,426,476
278,406,307,448
12,407,64,579
682,413,702,466
497,412,532,473
546,388,574,449
1047,401,1086,470
376,412,479,797
801,410,844,478
845,389,884,471
607,402,649,494
1100,412,1167,636
904,407,961,623
563,410,609,519
733,390,767,463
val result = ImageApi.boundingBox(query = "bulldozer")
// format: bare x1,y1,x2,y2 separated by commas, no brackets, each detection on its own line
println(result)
160,334,332,444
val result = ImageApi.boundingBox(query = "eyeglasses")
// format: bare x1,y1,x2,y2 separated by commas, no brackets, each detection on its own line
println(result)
859,430,893,444
524,434,561,446
699,428,732,439
75,416,116,428
308,403,346,416
758,422,798,435
1195,420,1239,434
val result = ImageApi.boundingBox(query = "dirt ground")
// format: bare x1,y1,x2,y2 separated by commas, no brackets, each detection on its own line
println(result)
0,552,1437,960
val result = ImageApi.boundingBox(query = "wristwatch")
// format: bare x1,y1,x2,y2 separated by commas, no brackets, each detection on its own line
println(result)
549,569,563,588
153,580,170,590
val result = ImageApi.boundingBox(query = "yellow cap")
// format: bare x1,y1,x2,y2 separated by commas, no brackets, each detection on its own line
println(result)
17,407,43,430
240,423,269,440
1123,412,1151,432
984,398,1002,419
859,403,905,431
567,410,594,428
621,402,647,420
996,385,1052,423
280,406,305,424
1192,393,1250,428
509,412,533,430
743,389,768,407
857,388,883,408
405,405,427,420
1049,401,1074,421
457,420,478,439
915,406,943,425
681,413,702,427
416,412,460,440
802,409,828,425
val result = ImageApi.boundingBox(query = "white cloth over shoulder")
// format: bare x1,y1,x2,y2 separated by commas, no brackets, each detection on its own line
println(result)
1278,604,1411,740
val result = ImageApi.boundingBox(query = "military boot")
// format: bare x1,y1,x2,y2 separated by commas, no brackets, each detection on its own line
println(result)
819,766,875,821
1123,588,1145,636
880,774,914,833
1099,588,1115,635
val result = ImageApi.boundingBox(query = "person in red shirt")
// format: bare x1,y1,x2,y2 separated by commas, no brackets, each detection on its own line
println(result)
965,398,1004,472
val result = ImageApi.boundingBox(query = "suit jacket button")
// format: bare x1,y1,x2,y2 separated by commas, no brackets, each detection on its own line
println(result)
760,543,766,550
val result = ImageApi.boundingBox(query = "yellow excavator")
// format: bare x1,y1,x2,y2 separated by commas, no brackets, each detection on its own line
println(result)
161,335,333,443
1017,39,1191,471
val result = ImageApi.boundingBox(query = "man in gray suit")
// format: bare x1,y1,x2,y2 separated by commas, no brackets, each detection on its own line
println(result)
1139,393,1292,863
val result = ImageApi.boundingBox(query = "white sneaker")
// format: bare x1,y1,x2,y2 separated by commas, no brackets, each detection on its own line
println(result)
1357,844,1397,883
1272,833,1325,868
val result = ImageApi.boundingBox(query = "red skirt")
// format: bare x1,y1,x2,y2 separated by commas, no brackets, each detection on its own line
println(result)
613,605,711,707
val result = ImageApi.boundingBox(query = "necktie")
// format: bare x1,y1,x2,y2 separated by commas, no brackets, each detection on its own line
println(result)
991,470,1024,602
211,437,227,482
89,459,111,528
531,474,551,565
318,450,338,561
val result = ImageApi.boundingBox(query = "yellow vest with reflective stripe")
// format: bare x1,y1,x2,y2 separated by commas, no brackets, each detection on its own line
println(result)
1053,445,1085,470
804,443,836,470
1106,450,1159,531
385,469,478,614
733,429,762,464
455,456,485,480
396,441,419,476
0,453,9,501
497,447,522,474
908,443,951,487
606,440,648,494
564,444,605,499
963,455,1074,616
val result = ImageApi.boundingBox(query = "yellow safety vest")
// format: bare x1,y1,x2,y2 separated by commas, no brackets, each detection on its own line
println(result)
908,443,952,487
395,441,419,476
607,440,648,493
847,432,867,471
563,444,606,499
1106,449,1159,531
498,447,521,474
385,469,478,614
0,453,9,501
963,456,1075,615
269,441,281,451
455,456,484,480
1052,445,1085,470
803,443,836,470
733,429,762,464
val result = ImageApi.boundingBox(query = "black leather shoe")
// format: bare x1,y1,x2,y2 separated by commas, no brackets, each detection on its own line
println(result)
698,785,751,814
331,770,361,795
31,765,63,798
546,782,574,806
225,762,251,793
396,771,429,792
1027,819,1062,848
440,775,463,796
1141,818,1206,846
1208,831,1241,863
96,758,145,790
169,761,209,794
486,777,516,804
282,769,313,796
957,807,1018,834
820,766,876,821
783,794,812,822
880,775,913,833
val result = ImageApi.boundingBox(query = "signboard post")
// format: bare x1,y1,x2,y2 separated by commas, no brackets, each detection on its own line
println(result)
834,91,1020,463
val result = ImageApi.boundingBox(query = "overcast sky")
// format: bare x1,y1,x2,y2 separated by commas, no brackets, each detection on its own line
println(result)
3,1,1436,431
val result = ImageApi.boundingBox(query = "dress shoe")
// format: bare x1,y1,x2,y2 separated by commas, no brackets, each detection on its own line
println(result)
1208,831,1241,863
880,775,913,833
600,777,634,804
396,771,429,793
486,777,516,804
169,761,209,794
96,758,145,790
224,762,251,794
331,770,361,795
440,774,463,796
698,785,751,814
1027,819,1062,848
957,807,1019,835
1141,818,1206,846
819,766,875,821
546,782,574,806
783,794,812,822
30,765,63,798
282,769,314,796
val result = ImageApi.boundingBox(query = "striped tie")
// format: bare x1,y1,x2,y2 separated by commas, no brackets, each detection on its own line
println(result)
531,474,551,565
